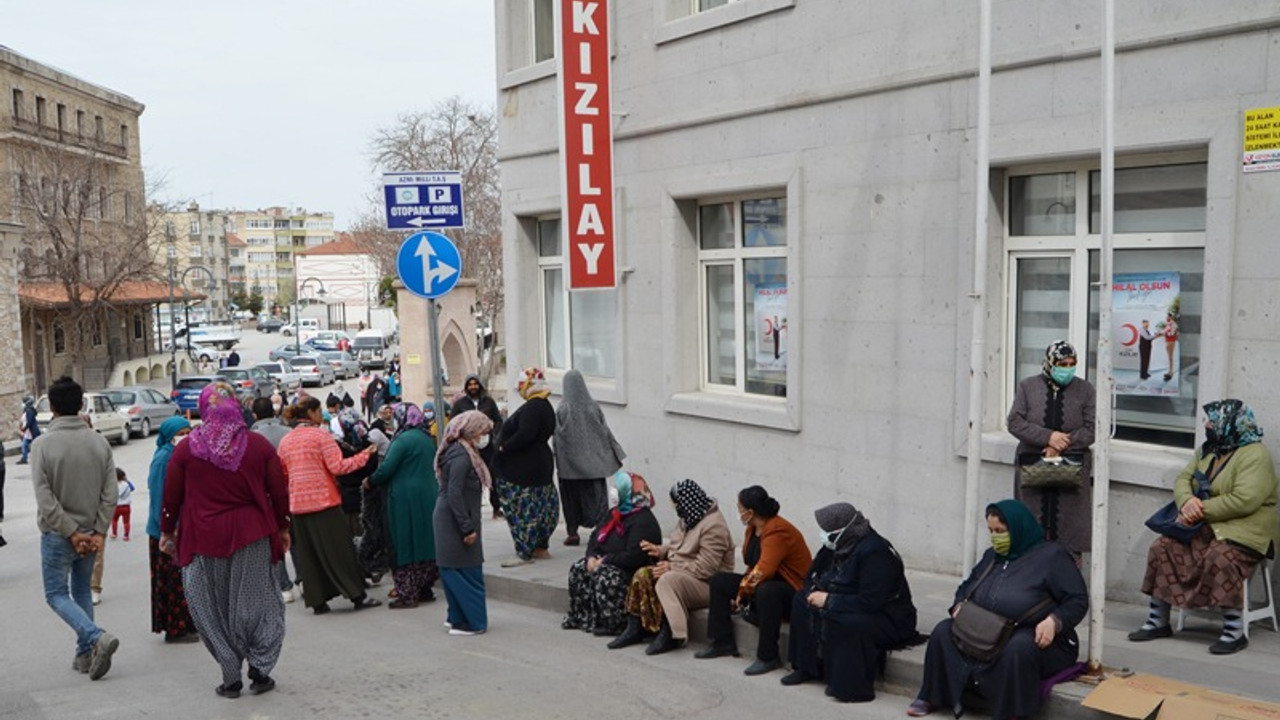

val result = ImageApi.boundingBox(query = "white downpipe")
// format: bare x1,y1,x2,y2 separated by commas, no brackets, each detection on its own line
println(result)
1089,0,1116,670
962,0,994,571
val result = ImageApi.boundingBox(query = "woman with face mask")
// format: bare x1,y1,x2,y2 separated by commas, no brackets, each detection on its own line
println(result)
695,486,812,676
908,499,1087,719
782,502,918,702
1007,340,1097,559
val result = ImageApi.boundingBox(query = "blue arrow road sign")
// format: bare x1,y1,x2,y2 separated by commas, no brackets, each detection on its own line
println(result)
384,171,466,230
396,231,463,300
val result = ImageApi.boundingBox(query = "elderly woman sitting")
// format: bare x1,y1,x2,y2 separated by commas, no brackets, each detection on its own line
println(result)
606,479,735,654
1128,399,1279,655
562,471,662,636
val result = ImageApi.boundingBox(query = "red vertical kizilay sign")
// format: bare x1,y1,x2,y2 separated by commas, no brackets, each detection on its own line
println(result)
559,0,616,289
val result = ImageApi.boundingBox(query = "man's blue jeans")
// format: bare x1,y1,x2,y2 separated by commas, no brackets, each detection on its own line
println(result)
41,532,102,656
20,436,31,462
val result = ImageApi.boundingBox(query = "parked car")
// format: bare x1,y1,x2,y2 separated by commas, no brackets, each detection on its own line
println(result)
34,393,131,445
255,361,303,393
353,329,390,370
281,317,321,338
256,317,285,333
268,343,306,362
170,375,228,417
219,367,271,399
167,337,228,364
319,350,360,380
102,386,179,437
303,336,342,353
290,355,336,387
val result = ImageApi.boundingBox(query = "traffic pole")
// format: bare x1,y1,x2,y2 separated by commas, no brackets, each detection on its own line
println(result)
427,298,447,432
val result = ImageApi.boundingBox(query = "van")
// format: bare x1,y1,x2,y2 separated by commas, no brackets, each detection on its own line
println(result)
353,329,390,370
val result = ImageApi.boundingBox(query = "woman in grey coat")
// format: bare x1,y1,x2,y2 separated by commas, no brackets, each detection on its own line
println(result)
1007,340,1096,557
555,369,626,546
433,410,494,636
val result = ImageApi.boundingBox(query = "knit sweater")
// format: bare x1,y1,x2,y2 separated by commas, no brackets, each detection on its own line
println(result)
31,416,116,536
278,424,372,515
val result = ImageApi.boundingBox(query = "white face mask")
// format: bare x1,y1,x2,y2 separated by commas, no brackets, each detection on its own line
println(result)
475,434,491,450
173,435,187,446
818,526,846,551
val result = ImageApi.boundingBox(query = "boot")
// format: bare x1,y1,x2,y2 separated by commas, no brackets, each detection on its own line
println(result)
607,616,648,650
645,618,684,655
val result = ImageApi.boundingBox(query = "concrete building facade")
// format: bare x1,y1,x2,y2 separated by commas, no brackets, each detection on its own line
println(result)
227,207,335,308
494,1,1280,599
158,202,233,317
295,234,382,331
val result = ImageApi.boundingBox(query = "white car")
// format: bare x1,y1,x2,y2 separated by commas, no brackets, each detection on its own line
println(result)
289,355,336,387
166,337,228,363
255,361,303,393
34,392,131,446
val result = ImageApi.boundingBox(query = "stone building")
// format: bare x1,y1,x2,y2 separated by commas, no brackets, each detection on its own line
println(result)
493,1,1280,599
157,202,233,317
226,207,336,308
0,222,23,440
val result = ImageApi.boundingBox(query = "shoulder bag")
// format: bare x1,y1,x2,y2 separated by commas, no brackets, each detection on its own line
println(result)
950,561,1053,663
1144,454,1230,544
1018,451,1087,490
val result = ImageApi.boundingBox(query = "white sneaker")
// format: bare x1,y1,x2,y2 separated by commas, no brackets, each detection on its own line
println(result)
282,590,296,603
449,628,485,636
442,621,452,630
91,592,102,606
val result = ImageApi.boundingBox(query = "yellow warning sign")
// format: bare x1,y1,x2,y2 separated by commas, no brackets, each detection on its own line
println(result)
1243,106,1280,173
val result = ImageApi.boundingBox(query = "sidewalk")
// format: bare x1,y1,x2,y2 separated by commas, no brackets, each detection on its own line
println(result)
475,511,1280,716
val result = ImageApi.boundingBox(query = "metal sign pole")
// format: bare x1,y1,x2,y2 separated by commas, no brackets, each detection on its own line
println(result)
427,298,447,431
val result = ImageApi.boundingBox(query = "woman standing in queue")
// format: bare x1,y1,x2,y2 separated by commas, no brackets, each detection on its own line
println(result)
493,367,560,566
434,410,495,636
146,415,196,643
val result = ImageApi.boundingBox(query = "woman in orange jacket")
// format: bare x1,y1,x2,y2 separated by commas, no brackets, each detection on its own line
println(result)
695,485,812,675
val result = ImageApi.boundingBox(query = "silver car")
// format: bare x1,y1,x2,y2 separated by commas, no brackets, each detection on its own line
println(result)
255,361,303,393
103,386,179,437
320,350,360,380
290,355,336,387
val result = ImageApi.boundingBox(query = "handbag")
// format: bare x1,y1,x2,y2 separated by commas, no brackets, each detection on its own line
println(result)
1143,459,1226,544
950,561,1053,662
1018,452,1086,490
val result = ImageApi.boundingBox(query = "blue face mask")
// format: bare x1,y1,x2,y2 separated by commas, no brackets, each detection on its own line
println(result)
1050,365,1076,386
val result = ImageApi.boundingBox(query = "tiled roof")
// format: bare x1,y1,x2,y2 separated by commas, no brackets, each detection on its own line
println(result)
225,232,247,247
19,281,205,308
296,234,371,256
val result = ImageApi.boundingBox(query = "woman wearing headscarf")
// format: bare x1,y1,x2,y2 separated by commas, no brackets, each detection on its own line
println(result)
782,502,916,701
493,367,560,566
434,409,495,635
160,382,292,698
562,471,662,636
147,415,196,643
554,369,626,546
1128,400,1278,654
336,408,379,538
610,479,735,654
365,402,440,608
907,499,1088,720
277,396,382,614
1007,340,1097,557
698,486,812,675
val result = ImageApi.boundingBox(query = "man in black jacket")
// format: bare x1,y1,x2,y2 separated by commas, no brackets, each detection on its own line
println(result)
450,374,505,518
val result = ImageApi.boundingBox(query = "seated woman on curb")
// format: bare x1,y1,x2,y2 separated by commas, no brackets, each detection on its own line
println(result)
782,502,917,702
562,471,662,636
695,486,811,676
1128,399,1278,655
908,499,1087,720
606,479,734,654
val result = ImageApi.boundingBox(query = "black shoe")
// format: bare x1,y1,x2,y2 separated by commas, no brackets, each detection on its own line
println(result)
1209,636,1248,655
744,657,782,676
561,616,580,630
313,602,331,615
216,681,243,699
694,643,740,659
607,617,648,650
1127,624,1173,642
352,594,382,610
780,669,812,686
248,667,276,695
644,620,684,656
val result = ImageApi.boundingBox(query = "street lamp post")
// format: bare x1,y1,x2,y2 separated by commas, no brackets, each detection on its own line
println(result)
166,224,178,391
178,265,219,370
294,276,326,356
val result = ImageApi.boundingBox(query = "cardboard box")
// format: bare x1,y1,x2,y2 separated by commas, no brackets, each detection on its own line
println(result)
1083,674,1280,720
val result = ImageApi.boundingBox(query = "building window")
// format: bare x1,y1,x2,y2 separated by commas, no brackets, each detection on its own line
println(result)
133,312,144,341
1005,160,1207,448
190,219,201,235
98,187,108,220
120,123,128,150
35,96,46,125
91,317,103,347
11,88,22,119
94,114,104,140
53,321,66,354
56,103,66,136
536,217,617,377
697,196,788,397
697,0,735,10
532,0,555,63
76,110,84,137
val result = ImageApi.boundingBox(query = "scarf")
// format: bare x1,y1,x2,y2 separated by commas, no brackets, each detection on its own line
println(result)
987,499,1045,560
1202,399,1264,456
433,409,494,490
555,369,626,479
814,502,873,561
338,407,368,446
596,471,652,543
518,366,551,400
187,382,248,471
671,479,713,530
1041,339,1077,390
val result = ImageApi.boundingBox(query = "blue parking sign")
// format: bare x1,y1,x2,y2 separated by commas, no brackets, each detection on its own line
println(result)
383,171,466,230
396,231,463,299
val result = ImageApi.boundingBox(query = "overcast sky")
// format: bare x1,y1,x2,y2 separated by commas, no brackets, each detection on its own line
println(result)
3,0,497,229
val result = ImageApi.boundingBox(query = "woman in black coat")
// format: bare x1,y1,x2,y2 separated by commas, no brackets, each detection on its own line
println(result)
908,499,1088,720
782,502,918,703
493,367,561,565
562,471,661,636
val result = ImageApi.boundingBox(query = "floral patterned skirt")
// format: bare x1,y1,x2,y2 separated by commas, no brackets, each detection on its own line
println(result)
565,559,629,634
499,481,560,560
623,566,665,633
150,537,196,639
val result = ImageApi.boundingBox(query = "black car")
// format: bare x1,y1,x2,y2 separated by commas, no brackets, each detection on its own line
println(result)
257,317,285,333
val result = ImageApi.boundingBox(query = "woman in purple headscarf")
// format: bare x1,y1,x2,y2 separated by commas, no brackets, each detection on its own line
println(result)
160,381,292,698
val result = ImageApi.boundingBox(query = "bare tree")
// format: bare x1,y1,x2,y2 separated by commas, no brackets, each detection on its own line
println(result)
11,141,172,381
367,96,503,381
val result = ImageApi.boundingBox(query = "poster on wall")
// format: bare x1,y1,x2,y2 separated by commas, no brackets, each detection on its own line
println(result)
754,284,788,372
1243,106,1280,174
1112,271,1181,396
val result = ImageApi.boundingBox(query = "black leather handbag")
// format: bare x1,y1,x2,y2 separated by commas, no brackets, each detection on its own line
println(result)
950,562,1052,662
